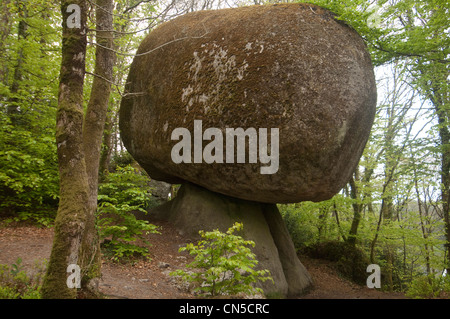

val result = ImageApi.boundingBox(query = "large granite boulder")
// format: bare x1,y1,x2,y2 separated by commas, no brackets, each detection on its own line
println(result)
119,3,377,204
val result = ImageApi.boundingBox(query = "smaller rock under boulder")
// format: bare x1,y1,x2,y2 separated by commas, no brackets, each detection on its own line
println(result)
148,182,313,297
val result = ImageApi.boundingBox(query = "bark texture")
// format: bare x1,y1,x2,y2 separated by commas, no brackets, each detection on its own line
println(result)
80,0,114,297
41,0,88,299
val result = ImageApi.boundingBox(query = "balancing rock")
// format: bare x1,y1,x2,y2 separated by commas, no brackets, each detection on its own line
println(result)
119,3,377,203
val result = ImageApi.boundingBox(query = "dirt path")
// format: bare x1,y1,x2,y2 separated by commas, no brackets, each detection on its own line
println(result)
299,256,405,299
0,219,406,299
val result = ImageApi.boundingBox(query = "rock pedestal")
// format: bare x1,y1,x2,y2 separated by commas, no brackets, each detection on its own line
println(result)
149,183,313,297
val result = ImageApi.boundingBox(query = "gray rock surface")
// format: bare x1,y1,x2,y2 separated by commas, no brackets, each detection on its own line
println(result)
149,182,313,296
119,3,377,203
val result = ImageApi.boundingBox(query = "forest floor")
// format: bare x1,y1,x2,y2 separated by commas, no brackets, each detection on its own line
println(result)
0,217,407,299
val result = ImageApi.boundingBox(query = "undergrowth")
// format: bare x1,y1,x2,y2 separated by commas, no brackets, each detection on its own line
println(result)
0,258,46,299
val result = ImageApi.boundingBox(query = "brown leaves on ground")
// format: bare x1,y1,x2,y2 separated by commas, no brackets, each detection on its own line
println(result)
0,218,406,299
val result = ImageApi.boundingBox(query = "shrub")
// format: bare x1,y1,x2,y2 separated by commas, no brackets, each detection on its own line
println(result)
0,258,46,299
406,274,450,299
0,113,58,226
279,204,317,250
170,222,273,297
96,165,159,261
110,151,135,170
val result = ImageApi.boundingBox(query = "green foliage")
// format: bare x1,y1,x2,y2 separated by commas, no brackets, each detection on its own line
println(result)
0,0,448,298
0,112,59,226
110,151,136,170
302,0,388,65
96,165,159,261
276,1,449,290
0,258,46,299
170,222,273,297
0,0,61,226
279,195,354,249
406,274,450,299
279,203,321,250
98,165,153,208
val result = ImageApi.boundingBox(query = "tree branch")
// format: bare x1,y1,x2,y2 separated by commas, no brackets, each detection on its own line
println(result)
85,71,146,97
88,30,209,57
373,42,450,64
123,0,156,15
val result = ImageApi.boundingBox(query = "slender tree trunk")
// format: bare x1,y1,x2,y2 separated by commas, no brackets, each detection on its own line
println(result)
79,0,114,297
333,202,346,242
41,0,89,299
7,2,27,120
370,202,383,264
435,102,450,273
0,0,11,83
348,174,362,246
317,206,328,241
98,108,113,179
422,66,450,273
0,0,11,47
381,195,394,292
411,152,432,275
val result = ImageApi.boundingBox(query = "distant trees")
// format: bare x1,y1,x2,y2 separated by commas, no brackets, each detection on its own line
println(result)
38,0,236,298
283,0,450,294
1,0,448,298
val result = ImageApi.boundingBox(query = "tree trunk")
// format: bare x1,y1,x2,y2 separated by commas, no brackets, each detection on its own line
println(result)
317,206,328,241
412,152,432,275
0,0,12,83
435,100,450,273
79,0,114,297
332,202,346,241
381,195,394,292
422,64,450,273
348,175,362,246
370,201,383,264
7,2,28,120
98,109,113,179
41,0,88,299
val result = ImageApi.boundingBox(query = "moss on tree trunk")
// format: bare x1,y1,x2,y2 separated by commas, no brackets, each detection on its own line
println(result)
79,0,114,297
41,0,89,299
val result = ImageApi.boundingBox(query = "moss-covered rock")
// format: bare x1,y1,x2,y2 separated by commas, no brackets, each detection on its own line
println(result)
147,182,313,297
119,3,377,204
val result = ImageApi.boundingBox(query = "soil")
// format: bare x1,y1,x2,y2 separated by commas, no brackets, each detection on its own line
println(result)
0,217,407,299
